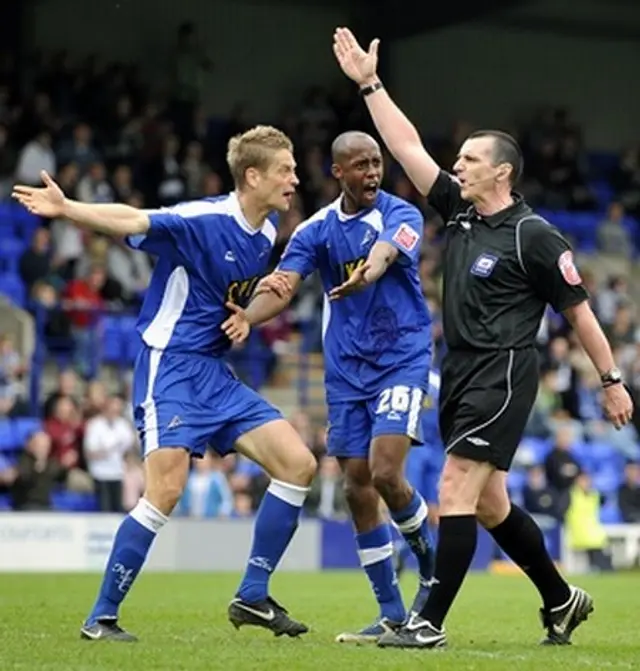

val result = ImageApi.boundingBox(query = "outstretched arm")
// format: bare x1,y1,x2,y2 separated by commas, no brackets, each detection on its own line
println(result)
246,271,302,325
13,170,149,237
333,28,440,196
221,271,302,343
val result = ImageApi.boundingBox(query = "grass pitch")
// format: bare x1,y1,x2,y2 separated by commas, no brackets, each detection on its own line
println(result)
0,571,637,670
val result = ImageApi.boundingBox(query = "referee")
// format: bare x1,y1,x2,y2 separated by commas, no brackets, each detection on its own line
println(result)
333,28,634,649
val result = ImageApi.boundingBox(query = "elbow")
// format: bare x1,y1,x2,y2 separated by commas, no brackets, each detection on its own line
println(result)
563,299,591,327
134,212,150,235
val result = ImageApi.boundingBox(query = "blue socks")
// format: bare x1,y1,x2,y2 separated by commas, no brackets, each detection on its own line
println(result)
356,524,406,623
86,499,168,624
390,489,434,582
236,479,308,603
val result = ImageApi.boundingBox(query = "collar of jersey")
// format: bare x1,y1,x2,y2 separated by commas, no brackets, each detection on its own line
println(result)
332,194,377,222
228,191,265,235
476,192,527,228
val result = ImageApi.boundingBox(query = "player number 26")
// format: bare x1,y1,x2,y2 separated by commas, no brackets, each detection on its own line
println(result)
376,385,411,415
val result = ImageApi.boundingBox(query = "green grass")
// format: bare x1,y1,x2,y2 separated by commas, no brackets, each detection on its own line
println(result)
0,571,637,670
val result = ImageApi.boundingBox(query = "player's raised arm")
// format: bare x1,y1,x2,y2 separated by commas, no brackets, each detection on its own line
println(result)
13,170,149,236
333,28,440,196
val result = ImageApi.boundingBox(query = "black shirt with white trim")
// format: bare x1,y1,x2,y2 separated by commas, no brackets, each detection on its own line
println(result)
429,171,588,352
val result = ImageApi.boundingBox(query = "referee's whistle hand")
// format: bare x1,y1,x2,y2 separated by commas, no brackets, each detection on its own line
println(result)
602,384,634,430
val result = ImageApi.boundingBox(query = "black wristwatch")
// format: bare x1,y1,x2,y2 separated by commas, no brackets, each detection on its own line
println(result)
360,81,383,97
601,367,623,388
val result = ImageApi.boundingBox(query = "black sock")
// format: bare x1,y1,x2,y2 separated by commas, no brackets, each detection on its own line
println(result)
418,514,477,629
488,504,571,609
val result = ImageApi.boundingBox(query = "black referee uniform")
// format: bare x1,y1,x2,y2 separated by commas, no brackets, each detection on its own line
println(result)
429,171,588,471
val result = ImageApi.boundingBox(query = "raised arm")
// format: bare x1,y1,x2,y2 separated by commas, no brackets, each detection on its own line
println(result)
333,28,440,196
13,170,149,237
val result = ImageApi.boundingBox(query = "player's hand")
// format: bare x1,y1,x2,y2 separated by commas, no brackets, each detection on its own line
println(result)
329,262,372,301
12,170,66,218
254,272,292,301
333,27,379,86
221,302,251,344
602,383,634,430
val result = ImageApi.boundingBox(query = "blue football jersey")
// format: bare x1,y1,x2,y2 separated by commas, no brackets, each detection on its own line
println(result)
127,193,276,356
278,190,432,400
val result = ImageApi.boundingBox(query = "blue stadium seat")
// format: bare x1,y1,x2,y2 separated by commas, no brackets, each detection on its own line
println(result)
12,207,41,240
12,417,42,447
52,490,99,512
101,315,124,363
570,441,595,472
0,273,26,307
0,238,26,274
592,468,622,495
0,420,16,451
507,468,527,492
589,441,624,471
0,493,11,510
599,501,622,524
590,180,614,210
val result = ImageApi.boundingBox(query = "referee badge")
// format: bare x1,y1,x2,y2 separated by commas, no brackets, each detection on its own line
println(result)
470,253,498,277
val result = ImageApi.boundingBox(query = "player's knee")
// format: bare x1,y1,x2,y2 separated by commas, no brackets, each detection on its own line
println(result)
370,462,405,499
282,449,317,487
144,480,184,516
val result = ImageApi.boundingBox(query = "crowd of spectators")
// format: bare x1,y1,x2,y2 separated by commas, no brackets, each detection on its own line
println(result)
0,39,638,543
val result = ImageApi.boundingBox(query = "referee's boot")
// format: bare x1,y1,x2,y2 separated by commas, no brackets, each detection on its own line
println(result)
377,612,446,649
228,596,309,637
80,617,138,642
539,585,594,645
335,616,403,644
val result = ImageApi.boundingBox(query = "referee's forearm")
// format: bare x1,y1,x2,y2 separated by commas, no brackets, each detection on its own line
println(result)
565,301,615,375
361,79,422,154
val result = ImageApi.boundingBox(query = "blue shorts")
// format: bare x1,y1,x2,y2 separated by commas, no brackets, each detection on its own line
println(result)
326,384,426,459
132,346,282,458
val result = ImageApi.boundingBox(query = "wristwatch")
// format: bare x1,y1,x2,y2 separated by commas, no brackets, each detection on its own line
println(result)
601,367,623,388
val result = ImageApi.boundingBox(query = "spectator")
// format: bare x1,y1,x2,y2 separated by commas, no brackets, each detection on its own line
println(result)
304,456,348,519
0,333,29,418
597,202,633,258
83,394,135,512
11,431,67,511
44,395,92,492
544,422,582,511
618,462,640,523
177,450,234,518
523,465,561,523
43,367,80,418
14,129,56,185
564,473,613,572
62,264,106,377
18,227,55,291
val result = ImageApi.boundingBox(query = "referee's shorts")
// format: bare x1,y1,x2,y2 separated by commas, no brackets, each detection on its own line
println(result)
439,348,538,471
